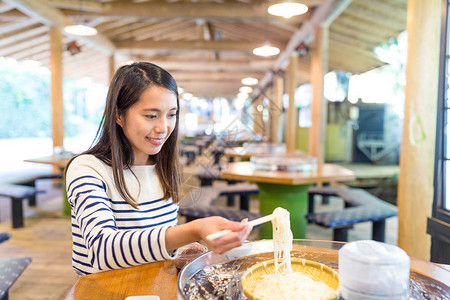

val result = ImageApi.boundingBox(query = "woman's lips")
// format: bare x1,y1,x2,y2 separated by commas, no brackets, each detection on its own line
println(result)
146,137,164,145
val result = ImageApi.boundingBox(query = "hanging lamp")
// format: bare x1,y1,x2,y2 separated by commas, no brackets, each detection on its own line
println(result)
268,2,308,18
253,41,280,57
63,0,97,36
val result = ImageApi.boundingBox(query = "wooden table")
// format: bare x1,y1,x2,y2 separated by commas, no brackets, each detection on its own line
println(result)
24,155,73,215
24,155,72,170
221,162,355,238
66,260,178,300
66,240,450,300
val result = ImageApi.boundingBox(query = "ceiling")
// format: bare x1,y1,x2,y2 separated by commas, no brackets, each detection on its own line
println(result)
0,0,407,99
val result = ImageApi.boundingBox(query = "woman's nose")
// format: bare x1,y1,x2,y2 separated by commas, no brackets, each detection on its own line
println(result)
155,118,168,133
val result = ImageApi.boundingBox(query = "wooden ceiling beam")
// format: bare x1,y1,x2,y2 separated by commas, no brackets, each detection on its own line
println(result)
0,34,48,57
331,23,388,44
0,8,26,19
330,38,379,61
147,22,198,42
337,12,402,38
256,0,353,94
143,60,275,72
116,39,283,52
345,5,405,31
4,0,115,55
0,25,47,48
212,22,260,42
47,0,104,13
171,71,264,81
62,1,318,23
131,20,189,42
105,22,159,40
0,18,37,35
0,2,15,13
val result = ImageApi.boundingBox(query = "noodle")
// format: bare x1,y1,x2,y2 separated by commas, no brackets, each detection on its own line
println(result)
272,207,293,274
253,272,336,300
252,207,335,300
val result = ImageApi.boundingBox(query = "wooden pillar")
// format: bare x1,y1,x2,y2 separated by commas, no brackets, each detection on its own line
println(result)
397,0,441,260
108,54,115,83
253,95,264,137
309,26,329,165
285,53,299,151
271,75,284,143
50,26,64,152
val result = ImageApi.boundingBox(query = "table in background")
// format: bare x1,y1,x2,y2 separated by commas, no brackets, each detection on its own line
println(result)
221,162,355,238
224,146,306,161
24,154,73,215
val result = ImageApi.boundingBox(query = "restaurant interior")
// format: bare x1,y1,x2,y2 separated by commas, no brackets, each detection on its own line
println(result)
0,0,449,299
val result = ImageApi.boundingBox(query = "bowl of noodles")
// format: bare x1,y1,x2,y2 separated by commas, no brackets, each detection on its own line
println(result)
241,258,340,300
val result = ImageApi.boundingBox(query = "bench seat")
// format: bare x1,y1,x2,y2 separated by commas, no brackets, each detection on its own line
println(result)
307,187,397,242
0,232,11,244
0,256,31,300
0,184,37,228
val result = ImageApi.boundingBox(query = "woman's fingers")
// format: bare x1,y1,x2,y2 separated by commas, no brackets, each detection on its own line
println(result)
208,222,253,254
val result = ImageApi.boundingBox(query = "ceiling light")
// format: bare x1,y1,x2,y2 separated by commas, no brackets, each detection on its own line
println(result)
253,42,280,57
241,77,259,85
63,24,97,36
268,2,308,18
239,86,253,94
183,92,193,100
63,0,97,36
237,92,249,100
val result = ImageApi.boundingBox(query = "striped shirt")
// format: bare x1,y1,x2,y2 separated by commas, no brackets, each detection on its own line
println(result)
66,154,179,275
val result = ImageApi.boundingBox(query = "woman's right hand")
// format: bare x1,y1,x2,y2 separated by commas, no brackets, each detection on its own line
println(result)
195,216,253,254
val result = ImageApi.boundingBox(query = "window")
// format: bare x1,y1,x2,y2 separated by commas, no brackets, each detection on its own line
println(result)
428,0,450,264
434,0,450,223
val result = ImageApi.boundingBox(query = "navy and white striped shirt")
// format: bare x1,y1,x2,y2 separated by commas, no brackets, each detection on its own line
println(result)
66,154,179,275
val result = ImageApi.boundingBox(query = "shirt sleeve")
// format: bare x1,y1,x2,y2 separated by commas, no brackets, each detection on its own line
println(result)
66,155,178,273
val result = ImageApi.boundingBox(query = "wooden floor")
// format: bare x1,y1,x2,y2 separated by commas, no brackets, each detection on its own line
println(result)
0,181,78,300
0,156,398,299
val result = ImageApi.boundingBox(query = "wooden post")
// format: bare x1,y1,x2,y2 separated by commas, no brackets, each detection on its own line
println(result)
50,26,63,152
397,0,441,260
253,95,263,137
285,53,299,151
271,75,284,143
109,54,115,83
309,26,329,165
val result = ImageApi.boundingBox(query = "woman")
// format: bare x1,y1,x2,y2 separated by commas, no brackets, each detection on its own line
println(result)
65,62,252,275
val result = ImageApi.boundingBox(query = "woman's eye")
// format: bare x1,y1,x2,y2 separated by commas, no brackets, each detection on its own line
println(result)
168,114,177,118
146,115,157,119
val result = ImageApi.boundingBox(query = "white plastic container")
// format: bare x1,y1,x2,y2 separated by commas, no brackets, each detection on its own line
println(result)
339,240,410,299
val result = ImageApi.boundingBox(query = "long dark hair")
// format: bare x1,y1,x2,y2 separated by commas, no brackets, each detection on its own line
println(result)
67,62,180,208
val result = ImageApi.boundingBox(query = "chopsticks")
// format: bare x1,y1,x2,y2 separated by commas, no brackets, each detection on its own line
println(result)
206,214,273,241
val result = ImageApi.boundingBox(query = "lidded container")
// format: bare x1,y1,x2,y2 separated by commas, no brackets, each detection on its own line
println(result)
339,240,410,300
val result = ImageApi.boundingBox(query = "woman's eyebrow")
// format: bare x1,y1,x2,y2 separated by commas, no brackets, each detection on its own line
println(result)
142,107,178,112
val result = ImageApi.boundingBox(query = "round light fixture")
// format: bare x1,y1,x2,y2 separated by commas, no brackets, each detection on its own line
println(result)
63,24,97,36
253,42,280,57
237,92,249,100
268,2,308,18
239,86,253,94
241,77,259,85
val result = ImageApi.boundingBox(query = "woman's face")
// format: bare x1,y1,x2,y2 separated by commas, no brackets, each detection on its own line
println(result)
117,86,178,165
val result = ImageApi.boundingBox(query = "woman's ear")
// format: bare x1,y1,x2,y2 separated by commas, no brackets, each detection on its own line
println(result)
116,109,123,127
